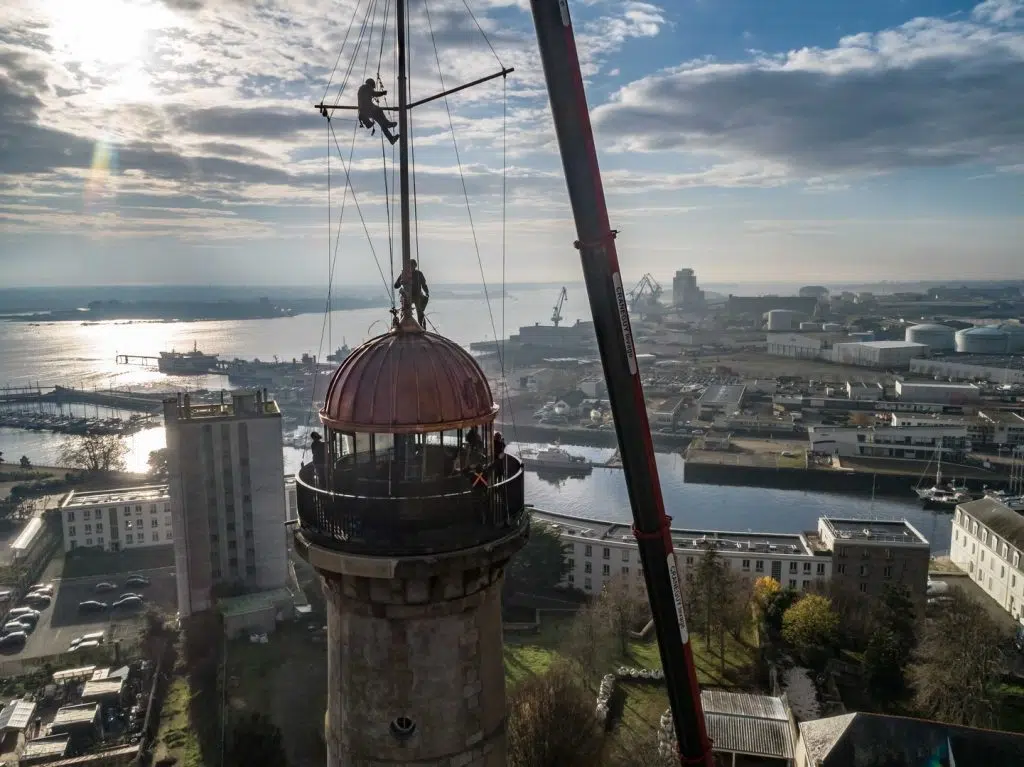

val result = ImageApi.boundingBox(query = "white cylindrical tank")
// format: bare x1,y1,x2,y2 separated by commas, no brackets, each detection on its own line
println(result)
766,309,803,331
821,322,843,332
799,321,822,331
997,323,1024,353
955,326,1010,354
905,323,956,352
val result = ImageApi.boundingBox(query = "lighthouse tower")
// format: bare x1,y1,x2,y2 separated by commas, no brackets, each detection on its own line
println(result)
293,315,528,766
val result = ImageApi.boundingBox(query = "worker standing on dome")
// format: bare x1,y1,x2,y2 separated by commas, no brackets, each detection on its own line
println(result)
357,78,399,145
394,259,430,327
492,431,506,481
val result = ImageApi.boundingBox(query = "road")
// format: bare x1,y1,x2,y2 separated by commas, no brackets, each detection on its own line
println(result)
1,565,177,660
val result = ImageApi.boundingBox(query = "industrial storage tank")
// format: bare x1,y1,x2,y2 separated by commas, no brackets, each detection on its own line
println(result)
821,322,843,332
955,326,1010,354
905,323,956,352
766,309,804,331
997,323,1024,353
800,321,822,331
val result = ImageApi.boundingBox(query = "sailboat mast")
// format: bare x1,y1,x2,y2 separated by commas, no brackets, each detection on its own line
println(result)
396,0,413,316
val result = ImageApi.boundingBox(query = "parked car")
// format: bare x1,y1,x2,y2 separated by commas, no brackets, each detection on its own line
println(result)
29,583,54,595
78,601,109,613
2,620,31,634
118,593,144,602
94,582,117,593
7,608,39,621
113,596,143,610
0,631,27,647
124,575,150,587
24,592,51,607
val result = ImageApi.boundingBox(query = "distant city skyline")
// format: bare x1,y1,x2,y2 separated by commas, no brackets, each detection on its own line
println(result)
1,0,1021,288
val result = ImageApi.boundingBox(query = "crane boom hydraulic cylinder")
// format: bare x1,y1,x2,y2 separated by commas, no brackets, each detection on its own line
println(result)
527,1,712,764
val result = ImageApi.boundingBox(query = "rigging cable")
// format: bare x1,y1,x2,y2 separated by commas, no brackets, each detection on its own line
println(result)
321,0,366,102
423,0,517,442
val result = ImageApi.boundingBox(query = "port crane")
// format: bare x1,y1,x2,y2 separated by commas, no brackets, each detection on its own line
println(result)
628,272,665,318
529,1,712,764
551,286,568,327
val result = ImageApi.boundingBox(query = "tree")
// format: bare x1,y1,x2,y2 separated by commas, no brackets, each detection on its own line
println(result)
863,584,918,706
504,519,571,596
562,600,615,686
507,663,603,767
599,576,647,655
910,587,1005,728
147,448,169,480
752,576,781,616
225,712,289,767
763,584,799,636
18,456,30,468
57,434,127,473
781,594,839,661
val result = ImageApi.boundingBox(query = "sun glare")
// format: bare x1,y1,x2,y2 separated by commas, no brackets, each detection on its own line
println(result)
45,0,172,69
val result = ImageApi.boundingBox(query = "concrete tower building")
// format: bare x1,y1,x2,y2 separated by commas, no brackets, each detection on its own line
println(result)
164,390,288,618
292,315,528,767
672,268,705,310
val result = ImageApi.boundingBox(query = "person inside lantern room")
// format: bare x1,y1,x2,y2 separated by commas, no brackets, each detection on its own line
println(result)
357,78,399,145
492,430,506,481
310,432,327,484
394,259,430,327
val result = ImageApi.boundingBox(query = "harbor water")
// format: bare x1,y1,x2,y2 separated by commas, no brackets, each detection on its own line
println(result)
0,286,951,552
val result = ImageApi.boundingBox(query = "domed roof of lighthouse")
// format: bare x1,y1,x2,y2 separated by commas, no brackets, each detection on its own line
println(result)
320,316,497,433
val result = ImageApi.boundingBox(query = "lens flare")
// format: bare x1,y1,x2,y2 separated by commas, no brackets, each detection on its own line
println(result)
85,139,119,207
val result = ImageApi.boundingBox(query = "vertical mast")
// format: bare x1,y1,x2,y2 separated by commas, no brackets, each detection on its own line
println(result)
396,0,414,322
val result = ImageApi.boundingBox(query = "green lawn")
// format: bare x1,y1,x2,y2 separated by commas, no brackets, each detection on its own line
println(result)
503,613,756,755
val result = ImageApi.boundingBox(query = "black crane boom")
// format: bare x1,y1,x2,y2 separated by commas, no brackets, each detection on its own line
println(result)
527,1,712,764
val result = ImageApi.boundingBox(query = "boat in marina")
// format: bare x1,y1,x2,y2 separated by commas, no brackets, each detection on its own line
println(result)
913,447,972,510
520,445,593,474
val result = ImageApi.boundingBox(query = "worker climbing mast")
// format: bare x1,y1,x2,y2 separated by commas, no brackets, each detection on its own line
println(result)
528,1,713,765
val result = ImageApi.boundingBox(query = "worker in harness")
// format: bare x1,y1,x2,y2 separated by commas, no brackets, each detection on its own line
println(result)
357,78,399,145
394,259,429,326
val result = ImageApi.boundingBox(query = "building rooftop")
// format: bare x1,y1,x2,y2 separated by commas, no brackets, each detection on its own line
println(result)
701,690,794,760
21,736,70,760
218,587,294,618
845,340,928,350
979,410,1024,425
529,508,814,556
51,703,99,728
958,497,1024,551
897,380,980,390
800,712,1024,767
821,517,929,546
164,391,280,422
81,678,124,699
923,354,1024,371
0,698,37,731
63,485,169,509
52,666,96,684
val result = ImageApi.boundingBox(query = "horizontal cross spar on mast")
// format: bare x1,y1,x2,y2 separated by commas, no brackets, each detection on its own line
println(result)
314,67,514,112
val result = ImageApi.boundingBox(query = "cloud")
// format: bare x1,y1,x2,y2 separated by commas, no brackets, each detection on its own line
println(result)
591,0,1024,179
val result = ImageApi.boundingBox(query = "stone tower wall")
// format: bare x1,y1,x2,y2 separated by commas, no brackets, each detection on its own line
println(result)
319,548,515,767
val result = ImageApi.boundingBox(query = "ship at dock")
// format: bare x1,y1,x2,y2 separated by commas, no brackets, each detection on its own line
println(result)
469,287,597,365
157,342,220,375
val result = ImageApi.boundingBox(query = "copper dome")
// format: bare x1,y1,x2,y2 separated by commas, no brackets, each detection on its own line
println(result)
320,324,498,433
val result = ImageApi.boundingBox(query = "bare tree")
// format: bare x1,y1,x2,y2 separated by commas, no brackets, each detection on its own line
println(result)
600,724,678,767
910,587,1006,728
58,434,128,474
507,663,603,767
563,600,616,686
599,576,648,656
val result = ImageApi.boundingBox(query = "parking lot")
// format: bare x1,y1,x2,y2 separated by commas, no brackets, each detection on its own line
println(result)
1,565,178,660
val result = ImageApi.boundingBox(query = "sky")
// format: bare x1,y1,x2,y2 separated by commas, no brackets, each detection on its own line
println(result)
0,0,1022,292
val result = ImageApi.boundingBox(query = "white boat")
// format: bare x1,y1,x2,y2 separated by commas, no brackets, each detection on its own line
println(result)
913,447,972,510
520,446,592,473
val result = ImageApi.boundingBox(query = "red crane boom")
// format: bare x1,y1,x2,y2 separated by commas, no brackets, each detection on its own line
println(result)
527,1,713,764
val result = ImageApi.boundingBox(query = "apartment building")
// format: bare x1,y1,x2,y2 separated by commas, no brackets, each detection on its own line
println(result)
950,497,1024,622
60,486,173,553
811,518,930,604
164,390,288,618
530,508,832,596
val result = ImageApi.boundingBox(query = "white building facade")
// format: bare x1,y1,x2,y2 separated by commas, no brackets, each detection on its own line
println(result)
950,498,1024,623
531,509,832,597
60,486,173,553
808,424,969,459
164,391,289,618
